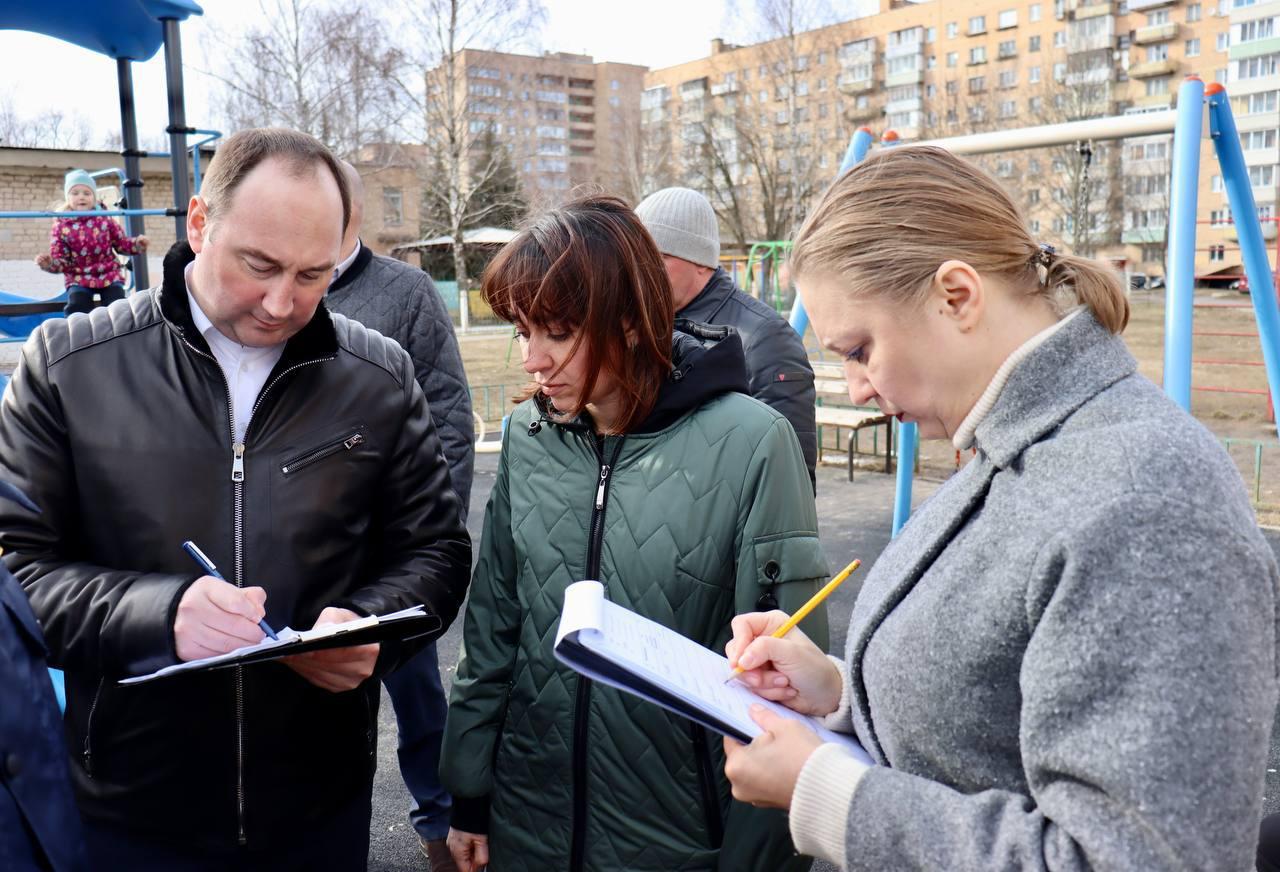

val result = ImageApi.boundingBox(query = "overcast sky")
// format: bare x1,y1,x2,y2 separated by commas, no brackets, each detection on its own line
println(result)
0,0,755,148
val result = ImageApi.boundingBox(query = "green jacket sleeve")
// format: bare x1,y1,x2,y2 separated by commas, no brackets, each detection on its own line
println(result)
719,415,830,872
440,426,521,834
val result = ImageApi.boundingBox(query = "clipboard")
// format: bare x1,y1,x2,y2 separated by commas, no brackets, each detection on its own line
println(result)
553,581,870,760
120,605,441,685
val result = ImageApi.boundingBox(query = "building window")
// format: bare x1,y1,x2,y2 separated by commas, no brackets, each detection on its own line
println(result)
946,79,960,95
998,9,1017,28
797,54,809,70
997,159,1015,176
1237,19,1276,43
1029,3,1042,21
1053,62,1067,81
1029,34,1041,52
1145,77,1170,96
1217,32,1229,52
1186,38,1200,57
999,39,1017,58
1208,245,1225,262
970,46,988,64
1187,2,1201,21
1141,245,1162,263
817,50,827,65
1030,219,1041,234
1029,65,1042,83
1147,43,1169,62
999,100,1018,117
1053,30,1066,48
1249,164,1276,187
1028,188,1041,204
947,21,959,38
382,188,403,226
969,75,987,92
1211,174,1223,192
1146,9,1170,25
969,15,987,34
947,51,959,67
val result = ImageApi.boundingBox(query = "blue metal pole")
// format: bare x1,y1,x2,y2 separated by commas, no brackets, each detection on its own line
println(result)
1206,83,1280,435
877,130,917,536
0,209,172,219
1162,76,1205,412
789,127,876,335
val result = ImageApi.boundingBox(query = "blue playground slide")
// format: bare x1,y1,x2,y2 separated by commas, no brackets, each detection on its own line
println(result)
0,289,66,339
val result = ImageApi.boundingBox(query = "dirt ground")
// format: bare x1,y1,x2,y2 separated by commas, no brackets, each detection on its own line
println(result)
456,289,1280,521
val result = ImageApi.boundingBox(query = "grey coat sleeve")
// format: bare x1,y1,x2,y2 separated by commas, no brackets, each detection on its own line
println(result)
840,492,1278,871
743,318,817,489
404,273,474,519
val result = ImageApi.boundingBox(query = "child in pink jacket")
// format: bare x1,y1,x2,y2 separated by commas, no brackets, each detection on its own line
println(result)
34,169,149,316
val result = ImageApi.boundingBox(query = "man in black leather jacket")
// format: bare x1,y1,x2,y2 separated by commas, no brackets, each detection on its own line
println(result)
637,187,817,488
0,129,471,869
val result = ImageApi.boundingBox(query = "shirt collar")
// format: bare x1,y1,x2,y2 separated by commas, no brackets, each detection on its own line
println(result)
332,240,363,285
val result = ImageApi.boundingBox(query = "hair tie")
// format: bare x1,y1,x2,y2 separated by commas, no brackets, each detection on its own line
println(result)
1033,243,1056,286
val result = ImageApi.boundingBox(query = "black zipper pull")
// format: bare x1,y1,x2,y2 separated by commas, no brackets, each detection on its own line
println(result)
595,465,611,510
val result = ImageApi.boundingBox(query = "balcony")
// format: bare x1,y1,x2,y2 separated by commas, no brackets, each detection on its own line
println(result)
886,40,924,59
885,96,923,113
1225,221,1279,241
1230,36,1280,61
710,81,739,96
1134,22,1178,44
838,74,876,94
1128,57,1179,77
884,68,925,87
1073,0,1112,18
1132,91,1176,107
1122,226,1166,244
844,102,880,122
1126,0,1173,8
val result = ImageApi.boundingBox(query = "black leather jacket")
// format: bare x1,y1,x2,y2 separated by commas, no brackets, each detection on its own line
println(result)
677,268,817,487
0,242,471,850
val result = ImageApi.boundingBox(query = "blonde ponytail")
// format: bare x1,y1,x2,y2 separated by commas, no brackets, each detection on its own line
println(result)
792,146,1130,334
1044,252,1129,334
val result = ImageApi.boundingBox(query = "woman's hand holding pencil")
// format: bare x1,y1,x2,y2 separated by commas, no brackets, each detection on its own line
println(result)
724,557,861,718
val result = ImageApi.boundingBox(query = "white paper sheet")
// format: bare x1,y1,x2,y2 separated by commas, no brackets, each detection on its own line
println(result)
555,581,870,760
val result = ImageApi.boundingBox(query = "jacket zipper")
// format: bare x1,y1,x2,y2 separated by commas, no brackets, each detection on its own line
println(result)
181,333,332,845
691,723,725,849
82,676,106,777
280,431,365,475
570,435,624,872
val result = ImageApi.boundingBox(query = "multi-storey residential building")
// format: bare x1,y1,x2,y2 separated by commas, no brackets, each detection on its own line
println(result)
642,0,1275,282
431,49,647,205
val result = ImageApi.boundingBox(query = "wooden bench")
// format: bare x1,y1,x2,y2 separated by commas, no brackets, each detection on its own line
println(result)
811,361,893,480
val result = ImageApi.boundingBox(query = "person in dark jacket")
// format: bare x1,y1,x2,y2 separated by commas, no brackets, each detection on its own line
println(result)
636,187,817,487
441,196,829,872
328,161,473,872
0,128,471,870
0,480,87,872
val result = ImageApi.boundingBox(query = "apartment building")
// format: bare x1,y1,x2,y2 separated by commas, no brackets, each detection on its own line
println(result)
643,0,1278,280
436,49,647,204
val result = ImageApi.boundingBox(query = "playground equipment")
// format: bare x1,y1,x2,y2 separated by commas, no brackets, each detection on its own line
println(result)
794,78,1280,536
0,0,207,338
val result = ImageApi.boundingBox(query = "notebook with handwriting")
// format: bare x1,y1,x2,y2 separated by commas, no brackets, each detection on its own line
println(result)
554,580,870,759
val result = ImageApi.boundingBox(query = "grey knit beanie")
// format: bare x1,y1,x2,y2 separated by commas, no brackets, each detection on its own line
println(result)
636,187,720,269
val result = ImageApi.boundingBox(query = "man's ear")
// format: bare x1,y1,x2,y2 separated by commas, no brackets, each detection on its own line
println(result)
187,196,209,253
931,260,985,333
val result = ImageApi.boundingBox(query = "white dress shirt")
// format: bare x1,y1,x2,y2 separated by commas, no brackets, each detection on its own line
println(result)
331,239,362,285
185,263,286,445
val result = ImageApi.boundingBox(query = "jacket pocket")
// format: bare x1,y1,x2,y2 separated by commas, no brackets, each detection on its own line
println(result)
280,429,366,476
750,533,829,608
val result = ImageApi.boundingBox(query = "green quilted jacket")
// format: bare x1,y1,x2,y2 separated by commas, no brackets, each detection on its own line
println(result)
442,328,831,872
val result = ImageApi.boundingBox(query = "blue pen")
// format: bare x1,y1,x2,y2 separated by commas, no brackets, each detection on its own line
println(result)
181,540,279,641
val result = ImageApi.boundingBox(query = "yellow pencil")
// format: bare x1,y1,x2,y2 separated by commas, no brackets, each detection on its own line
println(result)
727,557,861,680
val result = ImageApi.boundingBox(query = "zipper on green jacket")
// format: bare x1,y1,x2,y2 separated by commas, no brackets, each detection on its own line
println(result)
570,434,624,872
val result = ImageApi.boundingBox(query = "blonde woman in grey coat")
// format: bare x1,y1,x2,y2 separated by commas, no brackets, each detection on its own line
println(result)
721,146,1279,871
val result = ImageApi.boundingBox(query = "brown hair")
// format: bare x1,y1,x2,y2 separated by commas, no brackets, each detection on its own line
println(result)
482,195,674,433
791,146,1128,333
200,128,351,234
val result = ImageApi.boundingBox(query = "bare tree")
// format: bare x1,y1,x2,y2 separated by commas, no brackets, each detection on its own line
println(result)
613,101,676,205
0,97,96,150
388,0,544,312
202,0,406,159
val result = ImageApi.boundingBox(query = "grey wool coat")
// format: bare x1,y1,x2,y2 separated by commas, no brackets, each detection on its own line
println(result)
838,311,1279,870
327,245,473,511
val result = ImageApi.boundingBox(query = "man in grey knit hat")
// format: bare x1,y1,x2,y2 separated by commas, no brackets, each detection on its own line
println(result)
637,187,817,488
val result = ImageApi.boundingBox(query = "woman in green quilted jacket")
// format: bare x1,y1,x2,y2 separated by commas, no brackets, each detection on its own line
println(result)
440,195,830,872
